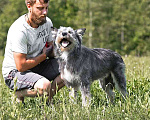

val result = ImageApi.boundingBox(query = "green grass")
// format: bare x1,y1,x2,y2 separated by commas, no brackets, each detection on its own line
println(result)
0,56,150,120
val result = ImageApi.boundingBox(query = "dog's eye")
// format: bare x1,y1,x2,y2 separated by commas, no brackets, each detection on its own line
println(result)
68,31,72,34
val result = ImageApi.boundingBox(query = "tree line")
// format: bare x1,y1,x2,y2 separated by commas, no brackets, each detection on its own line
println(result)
0,0,150,56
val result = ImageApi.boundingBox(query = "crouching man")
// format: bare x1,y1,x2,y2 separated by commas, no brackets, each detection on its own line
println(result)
2,0,65,103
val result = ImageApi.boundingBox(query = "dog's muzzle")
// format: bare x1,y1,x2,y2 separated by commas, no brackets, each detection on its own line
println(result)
59,32,72,48
60,38,71,48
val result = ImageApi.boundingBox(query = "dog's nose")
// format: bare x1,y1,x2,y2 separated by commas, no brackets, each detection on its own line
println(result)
62,32,67,36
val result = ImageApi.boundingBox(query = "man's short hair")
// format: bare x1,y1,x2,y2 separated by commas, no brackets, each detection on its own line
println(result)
25,0,49,6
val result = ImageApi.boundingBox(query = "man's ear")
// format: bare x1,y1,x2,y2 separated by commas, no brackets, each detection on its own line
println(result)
27,3,31,11
76,28,86,36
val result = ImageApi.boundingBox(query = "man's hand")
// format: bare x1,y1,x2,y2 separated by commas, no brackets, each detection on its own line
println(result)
43,45,54,58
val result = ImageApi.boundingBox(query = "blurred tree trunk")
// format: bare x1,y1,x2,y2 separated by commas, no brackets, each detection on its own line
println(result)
88,0,92,48
121,22,124,50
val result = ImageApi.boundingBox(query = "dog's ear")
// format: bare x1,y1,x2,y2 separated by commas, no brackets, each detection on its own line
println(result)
76,28,86,36
51,27,58,41
51,26,58,33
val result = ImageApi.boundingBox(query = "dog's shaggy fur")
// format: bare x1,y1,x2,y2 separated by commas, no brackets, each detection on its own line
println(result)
52,26,128,106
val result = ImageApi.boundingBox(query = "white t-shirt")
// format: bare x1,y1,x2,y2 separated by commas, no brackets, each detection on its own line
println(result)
2,14,53,78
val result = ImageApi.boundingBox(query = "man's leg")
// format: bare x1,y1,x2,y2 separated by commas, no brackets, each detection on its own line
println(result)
15,77,51,102
14,58,65,103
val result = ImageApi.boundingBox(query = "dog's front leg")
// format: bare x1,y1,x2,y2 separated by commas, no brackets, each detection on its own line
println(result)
80,85,91,107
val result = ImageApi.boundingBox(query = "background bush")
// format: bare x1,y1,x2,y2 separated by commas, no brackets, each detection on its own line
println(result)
0,0,150,56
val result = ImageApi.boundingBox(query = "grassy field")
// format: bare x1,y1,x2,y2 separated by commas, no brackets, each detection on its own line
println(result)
0,56,150,120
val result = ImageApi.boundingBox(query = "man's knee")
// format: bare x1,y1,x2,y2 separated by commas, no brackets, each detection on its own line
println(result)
34,77,51,95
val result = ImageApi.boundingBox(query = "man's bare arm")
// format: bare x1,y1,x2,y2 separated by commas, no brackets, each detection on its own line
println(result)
13,52,46,72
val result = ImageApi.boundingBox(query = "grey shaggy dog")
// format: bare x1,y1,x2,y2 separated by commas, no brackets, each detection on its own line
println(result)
52,26,128,106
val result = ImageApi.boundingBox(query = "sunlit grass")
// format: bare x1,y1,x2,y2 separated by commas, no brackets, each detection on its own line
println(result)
0,56,150,120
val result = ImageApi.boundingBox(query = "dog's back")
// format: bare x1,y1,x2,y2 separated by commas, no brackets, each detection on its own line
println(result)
66,46,125,81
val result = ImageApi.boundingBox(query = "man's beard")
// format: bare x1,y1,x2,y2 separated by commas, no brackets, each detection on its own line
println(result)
31,11,47,26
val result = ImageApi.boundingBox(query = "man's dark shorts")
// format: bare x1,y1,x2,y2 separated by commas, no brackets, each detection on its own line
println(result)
4,58,60,91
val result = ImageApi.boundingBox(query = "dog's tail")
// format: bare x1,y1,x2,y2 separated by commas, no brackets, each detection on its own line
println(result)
111,63,128,99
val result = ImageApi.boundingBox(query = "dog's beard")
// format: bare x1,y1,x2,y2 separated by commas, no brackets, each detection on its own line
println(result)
31,10,46,26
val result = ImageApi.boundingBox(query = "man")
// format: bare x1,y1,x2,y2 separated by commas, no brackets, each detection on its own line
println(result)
2,0,65,103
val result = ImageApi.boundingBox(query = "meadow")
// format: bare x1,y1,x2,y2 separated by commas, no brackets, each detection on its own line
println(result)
0,56,150,120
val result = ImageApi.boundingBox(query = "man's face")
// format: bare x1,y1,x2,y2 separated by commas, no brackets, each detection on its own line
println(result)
30,0,49,26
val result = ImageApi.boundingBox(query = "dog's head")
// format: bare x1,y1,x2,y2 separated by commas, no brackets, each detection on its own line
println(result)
52,26,86,53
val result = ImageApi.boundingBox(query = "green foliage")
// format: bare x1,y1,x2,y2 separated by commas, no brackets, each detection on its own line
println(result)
0,0,150,56
48,0,79,28
0,0,27,53
0,1,8,14
0,56,150,119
